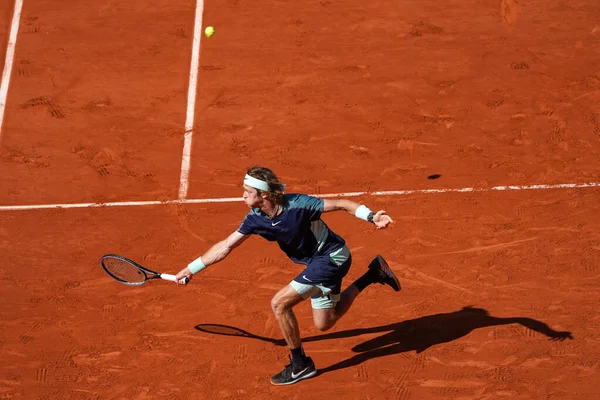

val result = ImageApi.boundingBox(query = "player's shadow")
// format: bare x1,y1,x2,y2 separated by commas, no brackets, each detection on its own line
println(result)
308,306,573,374
195,306,573,374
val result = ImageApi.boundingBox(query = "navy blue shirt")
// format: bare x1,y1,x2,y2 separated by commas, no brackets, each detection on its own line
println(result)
237,193,346,265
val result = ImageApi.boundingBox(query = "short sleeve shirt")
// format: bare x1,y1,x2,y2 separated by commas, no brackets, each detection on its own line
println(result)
237,193,346,264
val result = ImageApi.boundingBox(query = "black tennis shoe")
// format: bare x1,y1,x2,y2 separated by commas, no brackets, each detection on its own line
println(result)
270,356,317,385
368,254,401,291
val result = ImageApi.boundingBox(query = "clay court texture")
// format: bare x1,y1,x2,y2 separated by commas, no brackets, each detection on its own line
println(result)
1,0,600,398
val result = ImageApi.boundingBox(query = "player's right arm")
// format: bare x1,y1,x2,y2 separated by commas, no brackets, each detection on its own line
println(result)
175,230,249,284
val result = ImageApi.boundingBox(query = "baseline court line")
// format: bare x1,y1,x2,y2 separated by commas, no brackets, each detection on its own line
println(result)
0,182,599,211
0,0,24,141
178,0,205,200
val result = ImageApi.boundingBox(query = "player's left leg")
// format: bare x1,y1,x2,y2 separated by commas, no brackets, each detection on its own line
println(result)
311,254,401,331
311,285,359,331
306,248,354,331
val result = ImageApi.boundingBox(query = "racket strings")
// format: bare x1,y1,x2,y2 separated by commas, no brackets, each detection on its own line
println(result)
103,258,146,283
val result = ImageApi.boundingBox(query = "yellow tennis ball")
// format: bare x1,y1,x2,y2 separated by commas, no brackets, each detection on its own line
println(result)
205,26,215,37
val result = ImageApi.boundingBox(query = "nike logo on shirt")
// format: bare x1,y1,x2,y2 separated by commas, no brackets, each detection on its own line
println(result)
272,221,282,226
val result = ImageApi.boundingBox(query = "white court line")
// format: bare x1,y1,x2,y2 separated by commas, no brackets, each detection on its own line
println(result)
178,0,205,200
0,182,599,211
0,0,24,140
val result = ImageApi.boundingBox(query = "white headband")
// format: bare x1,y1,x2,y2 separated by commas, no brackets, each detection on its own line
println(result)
244,174,286,192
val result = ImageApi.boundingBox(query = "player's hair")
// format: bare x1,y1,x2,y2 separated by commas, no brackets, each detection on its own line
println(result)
246,166,284,205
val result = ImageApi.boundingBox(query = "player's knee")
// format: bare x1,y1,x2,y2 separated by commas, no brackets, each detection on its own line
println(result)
313,312,337,331
271,295,289,316
270,296,281,314
314,318,335,332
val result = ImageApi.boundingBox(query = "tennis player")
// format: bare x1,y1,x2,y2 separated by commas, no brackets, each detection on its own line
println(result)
175,166,400,385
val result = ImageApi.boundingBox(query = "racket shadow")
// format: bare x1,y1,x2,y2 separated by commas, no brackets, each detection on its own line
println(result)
194,324,287,346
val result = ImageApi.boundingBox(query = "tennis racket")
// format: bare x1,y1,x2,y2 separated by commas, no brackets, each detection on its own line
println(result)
100,254,188,286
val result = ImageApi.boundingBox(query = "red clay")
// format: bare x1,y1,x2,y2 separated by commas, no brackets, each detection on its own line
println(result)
1,0,599,398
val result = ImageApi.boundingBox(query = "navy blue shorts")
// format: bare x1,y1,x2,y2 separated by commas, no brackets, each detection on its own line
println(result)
292,246,352,298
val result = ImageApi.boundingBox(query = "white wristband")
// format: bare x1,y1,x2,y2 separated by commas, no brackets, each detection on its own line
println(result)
188,256,207,274
355,205,372,221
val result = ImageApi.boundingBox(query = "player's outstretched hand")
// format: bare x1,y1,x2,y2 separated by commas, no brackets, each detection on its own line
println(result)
175,267,193,285
373,210,393,229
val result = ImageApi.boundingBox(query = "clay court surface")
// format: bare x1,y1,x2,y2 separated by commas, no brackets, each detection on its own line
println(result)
1,0,600,398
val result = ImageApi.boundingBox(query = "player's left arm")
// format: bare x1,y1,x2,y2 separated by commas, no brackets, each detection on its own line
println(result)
322,199,393,229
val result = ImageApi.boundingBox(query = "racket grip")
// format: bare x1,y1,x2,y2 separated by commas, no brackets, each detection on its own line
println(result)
161,274,189,284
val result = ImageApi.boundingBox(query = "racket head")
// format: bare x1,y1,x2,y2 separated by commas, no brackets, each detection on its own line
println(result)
100,254,158,286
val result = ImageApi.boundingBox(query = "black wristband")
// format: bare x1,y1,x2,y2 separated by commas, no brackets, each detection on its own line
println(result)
367,211,374,223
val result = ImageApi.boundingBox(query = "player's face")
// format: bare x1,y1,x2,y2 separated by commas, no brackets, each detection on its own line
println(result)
242,184,263,208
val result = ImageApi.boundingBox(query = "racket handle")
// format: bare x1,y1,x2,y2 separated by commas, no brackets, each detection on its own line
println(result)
161,274,189,284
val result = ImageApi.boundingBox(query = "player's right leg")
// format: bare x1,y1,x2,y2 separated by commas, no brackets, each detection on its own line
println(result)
270,285,305,348
270,284,317,385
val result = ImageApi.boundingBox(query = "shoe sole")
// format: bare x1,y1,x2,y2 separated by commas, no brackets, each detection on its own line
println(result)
371,255,401,291
270,369,318,386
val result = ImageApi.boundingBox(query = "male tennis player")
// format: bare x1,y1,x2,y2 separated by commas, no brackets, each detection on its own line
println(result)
175,166,400,385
